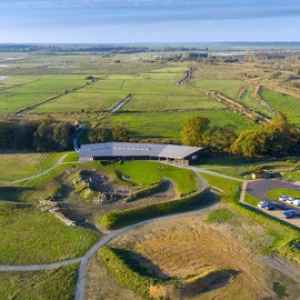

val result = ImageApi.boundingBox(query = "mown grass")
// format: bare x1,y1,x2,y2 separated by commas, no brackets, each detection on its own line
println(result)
199,173,241,202
62,152,79,162
244,192,261,206
0,206,99,264
231,203,300,259
265,188,300,201
260,89,300,127
206,208,235,223
101,110,257,139
111,161,197,195
0,264,79,300
0,152,64,181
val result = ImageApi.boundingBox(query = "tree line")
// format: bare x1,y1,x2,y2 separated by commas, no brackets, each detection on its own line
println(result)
181,115,300,158
0,116,74,151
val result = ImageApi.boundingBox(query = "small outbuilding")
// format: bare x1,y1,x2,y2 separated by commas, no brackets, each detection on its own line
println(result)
79,142,204,165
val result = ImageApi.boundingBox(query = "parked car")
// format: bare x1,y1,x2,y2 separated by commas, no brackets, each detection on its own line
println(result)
258,201,269,208
282,209,296,219
279,195,289,201
288,198,296,204
292,199,300,207
265,203,275,210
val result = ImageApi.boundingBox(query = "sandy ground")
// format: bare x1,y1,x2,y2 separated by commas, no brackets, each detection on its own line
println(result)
102,204,300,300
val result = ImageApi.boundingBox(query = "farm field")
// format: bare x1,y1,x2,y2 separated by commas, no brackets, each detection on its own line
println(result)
0,265,78,300
260,89,300,126
100,110,259,139
90,204,300,300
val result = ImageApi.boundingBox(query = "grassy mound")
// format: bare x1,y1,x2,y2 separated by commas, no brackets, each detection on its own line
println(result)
99,189,212,230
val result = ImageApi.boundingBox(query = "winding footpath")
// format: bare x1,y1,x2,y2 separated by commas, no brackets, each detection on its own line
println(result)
0,153,243,299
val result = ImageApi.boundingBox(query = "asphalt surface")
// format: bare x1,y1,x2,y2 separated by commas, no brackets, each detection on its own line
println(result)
247,179,300,217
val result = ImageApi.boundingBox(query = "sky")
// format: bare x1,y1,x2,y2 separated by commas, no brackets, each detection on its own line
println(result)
1,0,300,43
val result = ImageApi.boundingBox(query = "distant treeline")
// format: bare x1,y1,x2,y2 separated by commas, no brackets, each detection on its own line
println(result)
0,116,75,151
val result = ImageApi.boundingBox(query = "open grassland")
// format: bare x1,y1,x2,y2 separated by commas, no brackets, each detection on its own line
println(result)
0,206,99,264
104,205,300,300
265,188,300,201
260,89,300,127
100,111,258,139
0,152,64,181
0,265,78,300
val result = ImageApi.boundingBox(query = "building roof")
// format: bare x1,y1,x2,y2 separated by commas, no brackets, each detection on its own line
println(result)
79,142,203,160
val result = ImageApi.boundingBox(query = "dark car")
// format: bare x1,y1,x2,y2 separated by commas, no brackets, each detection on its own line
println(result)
265,203,275,210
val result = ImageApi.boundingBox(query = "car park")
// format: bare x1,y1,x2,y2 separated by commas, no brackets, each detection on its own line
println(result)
258,201,269,208
282,210,296,219
279,195,289,201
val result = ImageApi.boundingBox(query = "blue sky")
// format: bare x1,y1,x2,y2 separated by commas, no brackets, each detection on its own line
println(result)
1,0,300,43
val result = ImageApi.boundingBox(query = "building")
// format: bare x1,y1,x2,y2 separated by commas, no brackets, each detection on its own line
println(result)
79,142,204,165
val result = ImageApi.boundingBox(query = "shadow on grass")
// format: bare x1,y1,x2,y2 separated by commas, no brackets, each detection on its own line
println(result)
0,186,36,202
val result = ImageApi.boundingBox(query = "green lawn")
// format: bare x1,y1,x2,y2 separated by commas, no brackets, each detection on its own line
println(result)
0,152,64,181
0,207,99,264
111,161,197,195
260,89,300,127
265,188,300,201
0,265,78,300
244,192,261,206
199,173,241,202
101,111,258,139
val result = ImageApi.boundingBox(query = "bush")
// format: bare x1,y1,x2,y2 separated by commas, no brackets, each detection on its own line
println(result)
206,209,234,223
99,188,212,229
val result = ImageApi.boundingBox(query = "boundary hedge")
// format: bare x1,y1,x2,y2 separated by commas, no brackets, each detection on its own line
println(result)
99,188,212,229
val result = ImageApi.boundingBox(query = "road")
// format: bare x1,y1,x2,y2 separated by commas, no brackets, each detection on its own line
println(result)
176,68,194,86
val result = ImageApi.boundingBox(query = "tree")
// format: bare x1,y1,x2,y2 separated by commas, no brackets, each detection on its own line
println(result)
0,122,13,149
53,122,73,150
112,126,129,142
89,127,112,143
230,130,267,158
181,116,210,146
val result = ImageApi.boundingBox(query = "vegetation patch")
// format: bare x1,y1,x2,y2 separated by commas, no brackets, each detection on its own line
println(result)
62,152,79,162
0,207,99,264
265,188,300,201
206,209,235,223
99,189,212,229
231,203,300,259
199,173,241,203
244,193,261,206
0,264,79,300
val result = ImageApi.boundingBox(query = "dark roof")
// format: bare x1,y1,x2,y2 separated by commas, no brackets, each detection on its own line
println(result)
79,142,203,160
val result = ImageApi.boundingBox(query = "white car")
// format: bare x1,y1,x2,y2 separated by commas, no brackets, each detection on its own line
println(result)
292,199,300,207
279,195,289,201
287,198,296,204
258,201,269,208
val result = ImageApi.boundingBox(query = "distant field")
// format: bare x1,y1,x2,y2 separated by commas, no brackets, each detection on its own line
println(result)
122,93,224,111
0,207,98,265
0,78,87,114
0,265,78,300
33,90,127,112
0,152,64,181
260,89,300,126
101,111,258,139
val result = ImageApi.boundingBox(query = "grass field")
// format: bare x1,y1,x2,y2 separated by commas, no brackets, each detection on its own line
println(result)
0,206,99,264
265,188,300,201
0,152,64,181
0,78,87,113
100,111,258,139
0,265,78,300
260,89,300,126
